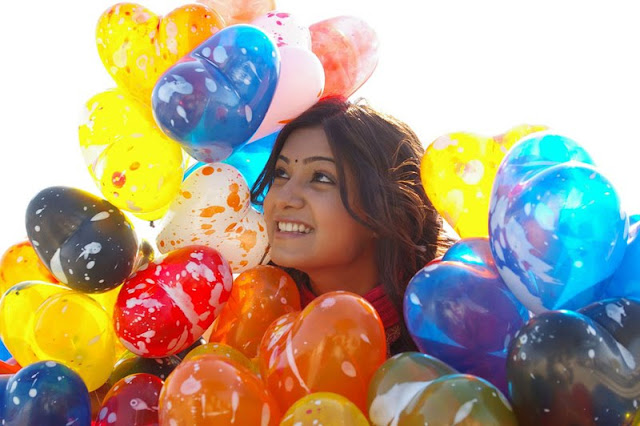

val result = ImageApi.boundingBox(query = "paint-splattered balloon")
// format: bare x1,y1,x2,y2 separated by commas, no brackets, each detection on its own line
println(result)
0,361,91,426
25,186,139,293
114,245,233,357
0,240,58,293
95,373,163,426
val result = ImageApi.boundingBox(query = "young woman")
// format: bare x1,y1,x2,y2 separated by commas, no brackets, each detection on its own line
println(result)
251,97,454,355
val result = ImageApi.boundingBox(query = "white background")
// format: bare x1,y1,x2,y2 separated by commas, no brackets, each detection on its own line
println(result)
1,0,639,249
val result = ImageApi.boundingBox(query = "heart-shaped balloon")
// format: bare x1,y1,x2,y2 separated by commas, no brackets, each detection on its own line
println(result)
404,238,529,394
96,373,163,426
421,124,547,238
252,11,312,48
309,16,379,98
96,3,225,106
258,291,387,414
246,45,324,143
151,24,280,162
281,392,369,426
198,0,276,25
367,352,516,426
157,163,269,273
114,245,233,357
159,353,281,425
0,240,58,293
25,186,139,293
79,89,185,221
507,298,640,425
489,133,628,314
0,361,91,426
209,265,301,358
0,281,117,391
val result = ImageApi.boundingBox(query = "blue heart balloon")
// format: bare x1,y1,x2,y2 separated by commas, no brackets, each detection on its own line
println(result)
1,361,91,425
489,133,628,314
404,238,529,394
152,24,280,163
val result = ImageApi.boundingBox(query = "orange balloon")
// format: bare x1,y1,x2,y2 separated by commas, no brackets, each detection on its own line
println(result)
209,265,301,358
0,241,58,293
258,291,387,414
96,3,225,106
159,354,281,425
198,0,276,25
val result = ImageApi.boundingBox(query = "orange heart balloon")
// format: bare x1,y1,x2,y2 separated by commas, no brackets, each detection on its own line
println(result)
198,0,276,25
421,124,547,238
209,265,301,358
159,354,281,425
258,292,386,414
96,3,225,106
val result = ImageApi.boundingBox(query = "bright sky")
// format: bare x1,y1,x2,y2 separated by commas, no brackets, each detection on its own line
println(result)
1,0,639,248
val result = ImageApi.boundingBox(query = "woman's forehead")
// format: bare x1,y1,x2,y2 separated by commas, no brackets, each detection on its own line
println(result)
281,126,333,159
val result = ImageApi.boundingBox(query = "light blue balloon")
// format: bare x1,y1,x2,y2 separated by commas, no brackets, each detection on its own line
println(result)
489,133,628,314
152,25,280,163
604,221,640,299
0,340,10,361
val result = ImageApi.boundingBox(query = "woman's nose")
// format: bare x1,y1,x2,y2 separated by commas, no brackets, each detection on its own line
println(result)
274,179,304,209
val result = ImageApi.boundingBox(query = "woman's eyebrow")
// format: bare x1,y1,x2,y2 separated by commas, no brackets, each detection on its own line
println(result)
303,156,335,165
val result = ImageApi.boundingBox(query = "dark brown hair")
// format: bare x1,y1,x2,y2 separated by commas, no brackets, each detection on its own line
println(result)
251,97,455,353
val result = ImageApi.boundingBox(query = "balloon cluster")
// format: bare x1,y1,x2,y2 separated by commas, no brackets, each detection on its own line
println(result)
412,130,640,425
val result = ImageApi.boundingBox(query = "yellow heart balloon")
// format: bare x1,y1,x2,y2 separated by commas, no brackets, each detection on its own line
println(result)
96,2,225,105
78,89,184,221
421,124,547,238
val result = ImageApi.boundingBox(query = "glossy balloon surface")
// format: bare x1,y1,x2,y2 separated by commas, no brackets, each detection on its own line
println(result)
489,133,628,313
96,373,163,426
25,186,138,293
0,240,58,293
280,392,369,426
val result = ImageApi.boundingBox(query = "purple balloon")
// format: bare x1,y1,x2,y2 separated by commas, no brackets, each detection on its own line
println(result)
404,238,530,394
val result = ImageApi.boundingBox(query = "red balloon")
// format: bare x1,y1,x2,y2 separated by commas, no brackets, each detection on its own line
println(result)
114,246,233,357
258,291,387,414
95,373,163,426
310,16,379,98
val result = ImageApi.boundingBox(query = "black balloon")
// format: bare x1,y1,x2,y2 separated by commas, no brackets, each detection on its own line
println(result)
25,186,138,293
107,353,181,387
507,298,640,426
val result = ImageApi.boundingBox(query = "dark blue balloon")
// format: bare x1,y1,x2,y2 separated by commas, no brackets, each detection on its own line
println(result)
1,361,91,425
489,133,628,314
152,24,280,163
404,238,530,394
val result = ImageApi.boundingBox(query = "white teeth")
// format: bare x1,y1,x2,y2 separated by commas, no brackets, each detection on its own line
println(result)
278,222,312,234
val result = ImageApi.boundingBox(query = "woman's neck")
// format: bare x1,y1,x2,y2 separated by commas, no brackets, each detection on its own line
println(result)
305,252,379,297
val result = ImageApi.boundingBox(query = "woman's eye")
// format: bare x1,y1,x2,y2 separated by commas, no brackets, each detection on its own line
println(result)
312,172,334,184
274,167,289,179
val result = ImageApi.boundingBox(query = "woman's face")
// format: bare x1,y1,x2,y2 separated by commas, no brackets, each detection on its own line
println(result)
263,126,375,273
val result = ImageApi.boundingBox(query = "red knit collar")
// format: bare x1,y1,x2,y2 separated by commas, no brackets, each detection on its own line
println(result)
298,284,401,331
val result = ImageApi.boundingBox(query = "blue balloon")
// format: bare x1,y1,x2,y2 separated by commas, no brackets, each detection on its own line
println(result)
604,221,640,299
0,339,11,361
1,361,91,425
404,238,529,395
489,133,628,314
152,25,280,163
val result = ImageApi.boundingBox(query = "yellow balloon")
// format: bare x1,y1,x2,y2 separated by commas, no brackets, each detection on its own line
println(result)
421,124,547,238
0,282,116,391
0,240,59,293
78,89,184,221
184,342,259,376
280,392,369,426
95,3,225,106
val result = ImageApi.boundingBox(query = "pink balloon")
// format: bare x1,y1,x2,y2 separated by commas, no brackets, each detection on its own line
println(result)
252,11,311,48
310,16,379,98
248,45,325,143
